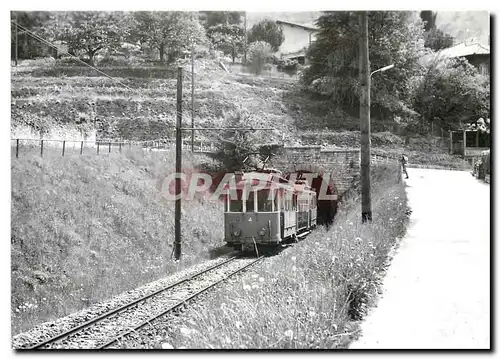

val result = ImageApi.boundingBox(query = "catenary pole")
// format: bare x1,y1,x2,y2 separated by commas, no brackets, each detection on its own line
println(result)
359,11,372,222
244,11,247,63
15,14,18,66
191,44,195,152
175,67,183,260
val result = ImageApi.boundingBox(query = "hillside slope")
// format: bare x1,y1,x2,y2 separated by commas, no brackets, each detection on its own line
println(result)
10,59,299,144
11,148,225,334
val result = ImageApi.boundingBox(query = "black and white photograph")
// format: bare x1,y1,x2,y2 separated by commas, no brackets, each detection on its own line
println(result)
8,5,491,351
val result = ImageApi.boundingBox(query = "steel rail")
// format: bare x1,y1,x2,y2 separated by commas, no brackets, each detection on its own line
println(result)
27,254,240,350
99,254,267,349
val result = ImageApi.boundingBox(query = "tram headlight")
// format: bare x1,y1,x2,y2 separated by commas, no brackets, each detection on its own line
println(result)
259,227,266,236
233,228,241,237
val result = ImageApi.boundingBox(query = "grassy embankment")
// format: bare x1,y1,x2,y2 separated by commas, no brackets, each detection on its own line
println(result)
146,163,409,349
11,147,225,334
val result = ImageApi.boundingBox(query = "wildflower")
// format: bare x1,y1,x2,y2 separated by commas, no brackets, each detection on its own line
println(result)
180,327,195,336
291,256,296,262
251,284,259,289
292,266,297,272
251,274,259,279
284,329,294,339
235,321,243,329
259,277,265,283
355,237,362,243
161,343,174,349
243,284,251,291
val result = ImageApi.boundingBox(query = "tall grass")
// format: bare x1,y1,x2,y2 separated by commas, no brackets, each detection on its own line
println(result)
152,163,409,349
11,148,224,334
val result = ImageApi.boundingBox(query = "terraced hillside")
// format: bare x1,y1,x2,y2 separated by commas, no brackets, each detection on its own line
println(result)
10,58,297,144
11,57,467,169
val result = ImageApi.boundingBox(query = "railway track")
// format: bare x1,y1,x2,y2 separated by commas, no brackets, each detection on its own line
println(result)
22,253,266,350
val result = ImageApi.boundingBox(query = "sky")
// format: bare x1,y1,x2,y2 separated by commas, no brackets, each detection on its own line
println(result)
247,11,490,46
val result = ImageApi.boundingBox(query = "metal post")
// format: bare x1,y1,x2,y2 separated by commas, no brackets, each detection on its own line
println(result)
40,140,44,157
174,66,183,261
109,142,111,153
62,140,66,156
449,131,453,154
463,130,467,156
191,44,195,152
119,142,122,152
97,142,100,154
16,139,19,158
80,141,84,155
359,12,372,223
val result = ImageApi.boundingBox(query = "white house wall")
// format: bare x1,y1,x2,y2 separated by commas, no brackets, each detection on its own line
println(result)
277,24,316,57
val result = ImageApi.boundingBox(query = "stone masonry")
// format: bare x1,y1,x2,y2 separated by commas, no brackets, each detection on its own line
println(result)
273,146,360,196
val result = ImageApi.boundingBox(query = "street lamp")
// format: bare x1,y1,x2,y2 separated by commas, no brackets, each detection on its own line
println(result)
370,64,394,78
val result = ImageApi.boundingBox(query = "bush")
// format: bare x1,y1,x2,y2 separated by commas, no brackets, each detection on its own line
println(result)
412,57,490,128
277,58,299,74
247,41,273,75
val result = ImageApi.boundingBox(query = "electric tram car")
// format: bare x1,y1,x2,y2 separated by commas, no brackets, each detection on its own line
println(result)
223,169,317,251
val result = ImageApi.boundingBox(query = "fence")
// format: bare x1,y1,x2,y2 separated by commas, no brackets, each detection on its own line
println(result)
11,137,220,158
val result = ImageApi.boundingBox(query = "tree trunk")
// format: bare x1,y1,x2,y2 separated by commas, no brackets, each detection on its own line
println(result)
232,43,235,63
159,44,165,62
88,50,95,66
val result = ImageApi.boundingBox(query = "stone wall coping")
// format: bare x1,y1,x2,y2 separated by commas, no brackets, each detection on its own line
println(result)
283,145,322,150
320,148,359,153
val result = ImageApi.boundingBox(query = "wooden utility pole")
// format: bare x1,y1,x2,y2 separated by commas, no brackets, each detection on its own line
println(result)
191,44,195,152
243,11,247,64
359,12,372,223
15,15,18,67
175,67,183,260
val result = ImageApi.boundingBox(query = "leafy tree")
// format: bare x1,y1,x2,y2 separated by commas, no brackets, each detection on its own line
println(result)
11,11,54,59
412,57,490,129
199,11,243,29
247,20,284,52
420,10,437,31
247,41,273,74
45,11,126,66
424,28,454,51
131,11,206,63
303,11,427,119
206,23,244,63
420,11,454,51
209,110,259,172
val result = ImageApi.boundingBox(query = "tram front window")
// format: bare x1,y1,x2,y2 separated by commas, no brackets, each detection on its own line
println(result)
229,189,244,212
257,189,275,212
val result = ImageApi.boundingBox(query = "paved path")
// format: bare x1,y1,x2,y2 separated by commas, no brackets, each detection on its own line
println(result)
350,168,490,349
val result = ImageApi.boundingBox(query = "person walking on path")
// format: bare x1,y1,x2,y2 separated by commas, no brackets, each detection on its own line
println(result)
400,154,409,179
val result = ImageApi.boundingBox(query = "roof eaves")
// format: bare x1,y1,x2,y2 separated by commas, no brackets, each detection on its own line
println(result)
276,20,318,32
